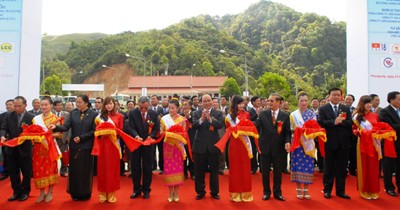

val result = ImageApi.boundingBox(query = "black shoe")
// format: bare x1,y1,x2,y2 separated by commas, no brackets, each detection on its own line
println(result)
0,175,9,181
283,169,290,174
337,193,351,199
120,173,126,177
349,171,357,176
195,194,205,200
251,169,257,174
8,194,20,202
191,175,195,180
318,169,323,173
159,170,163,174
274,195,285,201
72,197,79,201
143,193,150,199
18,194,28,201
211,194,220,200
60,173,68,177
130,192,141,199
324,192,331,199
262,194,270,200
386,190,398,197
218,170,224,175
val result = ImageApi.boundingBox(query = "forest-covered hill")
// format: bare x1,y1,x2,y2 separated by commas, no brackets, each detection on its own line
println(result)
41,0,346,101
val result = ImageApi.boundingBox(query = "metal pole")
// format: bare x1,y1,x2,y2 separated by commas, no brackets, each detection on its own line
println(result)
244,55,248,96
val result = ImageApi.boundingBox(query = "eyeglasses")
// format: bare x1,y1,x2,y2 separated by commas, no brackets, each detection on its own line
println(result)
268,100,275,102
95,102,102,104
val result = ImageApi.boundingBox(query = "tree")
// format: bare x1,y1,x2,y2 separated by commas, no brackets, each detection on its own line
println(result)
41,75,63,95
220,78,241,97
258,72,290,99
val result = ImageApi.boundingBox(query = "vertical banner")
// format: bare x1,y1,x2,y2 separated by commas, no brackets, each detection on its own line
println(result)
0,1,42,112
368,0,400,100
0,0,23,107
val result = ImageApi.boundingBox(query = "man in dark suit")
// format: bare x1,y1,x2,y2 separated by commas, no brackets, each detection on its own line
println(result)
318,87,352,199
150,95,162,171
128,96,160,199
0,99,14,181
345,94,357,176
249,96,261,174
53,100,70,177
192,94,224,200
28,98,42,116
182,99,196,179
0,96,35,201
379,91,400,196
253,93,291,201
154,97,169,174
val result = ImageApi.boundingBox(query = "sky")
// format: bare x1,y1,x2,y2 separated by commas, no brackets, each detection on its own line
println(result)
41,0,347,35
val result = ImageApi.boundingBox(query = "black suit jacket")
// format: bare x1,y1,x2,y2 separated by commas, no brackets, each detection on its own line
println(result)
192,108,224,154
248,107,259,121
317,103,352,151
54,108,97,150
28,109,42,116
380,105,400,151
0,111,34,157
253,109,291,157
128,108,160,140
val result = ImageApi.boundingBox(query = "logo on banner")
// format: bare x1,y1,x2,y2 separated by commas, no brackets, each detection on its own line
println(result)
0,42,14,53
392,44,400,54
371,43,380,50
383,57,393,68
371,43,387,51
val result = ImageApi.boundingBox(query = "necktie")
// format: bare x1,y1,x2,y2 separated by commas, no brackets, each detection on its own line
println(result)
17,114,22,126
272,110,276,124
80,112,84,120
57,112,60,117
142,112,146,124
334,105,338,116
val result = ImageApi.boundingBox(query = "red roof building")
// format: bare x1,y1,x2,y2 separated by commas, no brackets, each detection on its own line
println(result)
120,75,228,97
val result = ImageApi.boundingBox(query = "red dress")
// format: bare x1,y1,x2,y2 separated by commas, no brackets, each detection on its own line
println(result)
227,111,253,201
356,112,380,195
96,113,124,192
32,114,60,189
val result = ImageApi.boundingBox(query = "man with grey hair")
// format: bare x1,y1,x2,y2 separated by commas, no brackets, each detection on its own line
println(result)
128,96,160,199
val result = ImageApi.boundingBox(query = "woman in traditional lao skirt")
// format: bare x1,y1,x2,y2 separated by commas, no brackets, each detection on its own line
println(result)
352,95,396,200
214,95,259,202
93,96,124,203
49,95,98,201
290,92,326,199
32,96,61,203
160,99,188,202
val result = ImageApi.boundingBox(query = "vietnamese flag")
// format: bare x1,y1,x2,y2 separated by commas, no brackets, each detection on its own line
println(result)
371,43,380,49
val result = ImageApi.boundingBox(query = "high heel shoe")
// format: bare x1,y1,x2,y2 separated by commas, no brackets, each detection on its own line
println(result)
36,193,46,203
303,189,311,200
45,192,53,203
296,188,304,199
168,191,173,202
173,192,179,202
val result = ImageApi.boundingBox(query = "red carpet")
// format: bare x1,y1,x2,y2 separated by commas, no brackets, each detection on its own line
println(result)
0,171,398,210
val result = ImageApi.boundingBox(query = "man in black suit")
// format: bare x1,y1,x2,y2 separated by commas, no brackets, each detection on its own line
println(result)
192,94,224,200
0,99,14,181
0,96,35,201
249,96,261,174
379,91,400,196
128,96,160,199
345,94,357,176
28,98,42,116
318,87,352,199
253,93,291,201
182,99,196,179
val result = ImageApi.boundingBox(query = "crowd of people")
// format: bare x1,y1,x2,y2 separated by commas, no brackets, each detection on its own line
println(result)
0,88,399,204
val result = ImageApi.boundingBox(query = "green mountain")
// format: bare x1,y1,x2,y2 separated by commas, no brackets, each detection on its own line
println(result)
41,33,109,60
41,0,346,99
